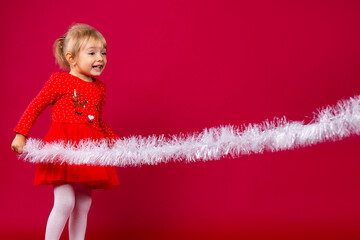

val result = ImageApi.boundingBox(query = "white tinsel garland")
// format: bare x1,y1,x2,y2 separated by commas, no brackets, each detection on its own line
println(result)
20,95,360,167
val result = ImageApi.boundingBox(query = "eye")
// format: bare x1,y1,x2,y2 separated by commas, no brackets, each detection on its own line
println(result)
102,52,107,56
88,52,95,55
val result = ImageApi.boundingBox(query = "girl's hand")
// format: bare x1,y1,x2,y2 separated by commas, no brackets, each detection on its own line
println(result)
11,133,26,154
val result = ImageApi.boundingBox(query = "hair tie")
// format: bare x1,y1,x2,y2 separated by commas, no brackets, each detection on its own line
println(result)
59,35,65,49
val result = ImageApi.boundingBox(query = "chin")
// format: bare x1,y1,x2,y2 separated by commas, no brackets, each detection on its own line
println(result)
90,72,103,77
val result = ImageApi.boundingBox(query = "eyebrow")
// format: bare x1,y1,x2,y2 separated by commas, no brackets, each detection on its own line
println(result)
85,46,106,51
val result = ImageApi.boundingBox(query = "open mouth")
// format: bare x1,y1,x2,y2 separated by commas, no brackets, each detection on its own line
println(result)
92,65,103,70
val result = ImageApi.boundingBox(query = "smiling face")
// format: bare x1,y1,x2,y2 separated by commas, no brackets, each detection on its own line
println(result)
67,38,107,82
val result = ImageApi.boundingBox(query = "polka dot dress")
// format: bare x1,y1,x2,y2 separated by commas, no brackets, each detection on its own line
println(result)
14,72,119,189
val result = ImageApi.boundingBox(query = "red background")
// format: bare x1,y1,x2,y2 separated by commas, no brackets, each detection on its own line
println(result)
1,0,360,239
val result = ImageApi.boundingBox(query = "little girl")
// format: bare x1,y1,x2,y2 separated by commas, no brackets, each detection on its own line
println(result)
11,23,119,240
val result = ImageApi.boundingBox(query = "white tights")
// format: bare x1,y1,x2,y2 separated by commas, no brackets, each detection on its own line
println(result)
45,183,92,240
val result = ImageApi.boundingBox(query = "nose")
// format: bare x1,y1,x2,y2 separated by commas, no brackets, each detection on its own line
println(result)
96,53,104,61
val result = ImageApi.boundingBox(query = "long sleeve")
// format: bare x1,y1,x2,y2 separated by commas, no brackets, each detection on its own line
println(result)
99,83,119,141
100,119,119,141
14,73,62,137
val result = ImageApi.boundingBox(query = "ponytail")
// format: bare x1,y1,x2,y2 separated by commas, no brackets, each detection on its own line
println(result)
53,35,70,70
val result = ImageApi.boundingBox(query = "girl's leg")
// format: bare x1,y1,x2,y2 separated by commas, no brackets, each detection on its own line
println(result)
68,183,92,240
45,183,76,240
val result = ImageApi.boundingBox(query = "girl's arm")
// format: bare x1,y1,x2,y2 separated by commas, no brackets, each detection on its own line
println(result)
13,73,61,138
99,83,119,142
100,119,119,142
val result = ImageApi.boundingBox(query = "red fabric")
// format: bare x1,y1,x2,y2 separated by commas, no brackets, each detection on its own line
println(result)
14,72,119,189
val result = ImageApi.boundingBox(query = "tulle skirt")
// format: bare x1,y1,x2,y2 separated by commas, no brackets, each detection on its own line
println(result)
34,123,119,189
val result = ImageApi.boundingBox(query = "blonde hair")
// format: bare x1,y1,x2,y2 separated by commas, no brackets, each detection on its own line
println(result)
53,23,107,70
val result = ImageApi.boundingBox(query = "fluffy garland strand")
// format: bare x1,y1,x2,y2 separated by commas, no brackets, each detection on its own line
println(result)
20,95,360,167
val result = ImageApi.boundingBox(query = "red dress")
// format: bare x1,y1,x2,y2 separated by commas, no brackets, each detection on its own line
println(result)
14,72,119,189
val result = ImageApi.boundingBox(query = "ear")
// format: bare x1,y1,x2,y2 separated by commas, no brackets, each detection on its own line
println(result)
65,52,76,67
